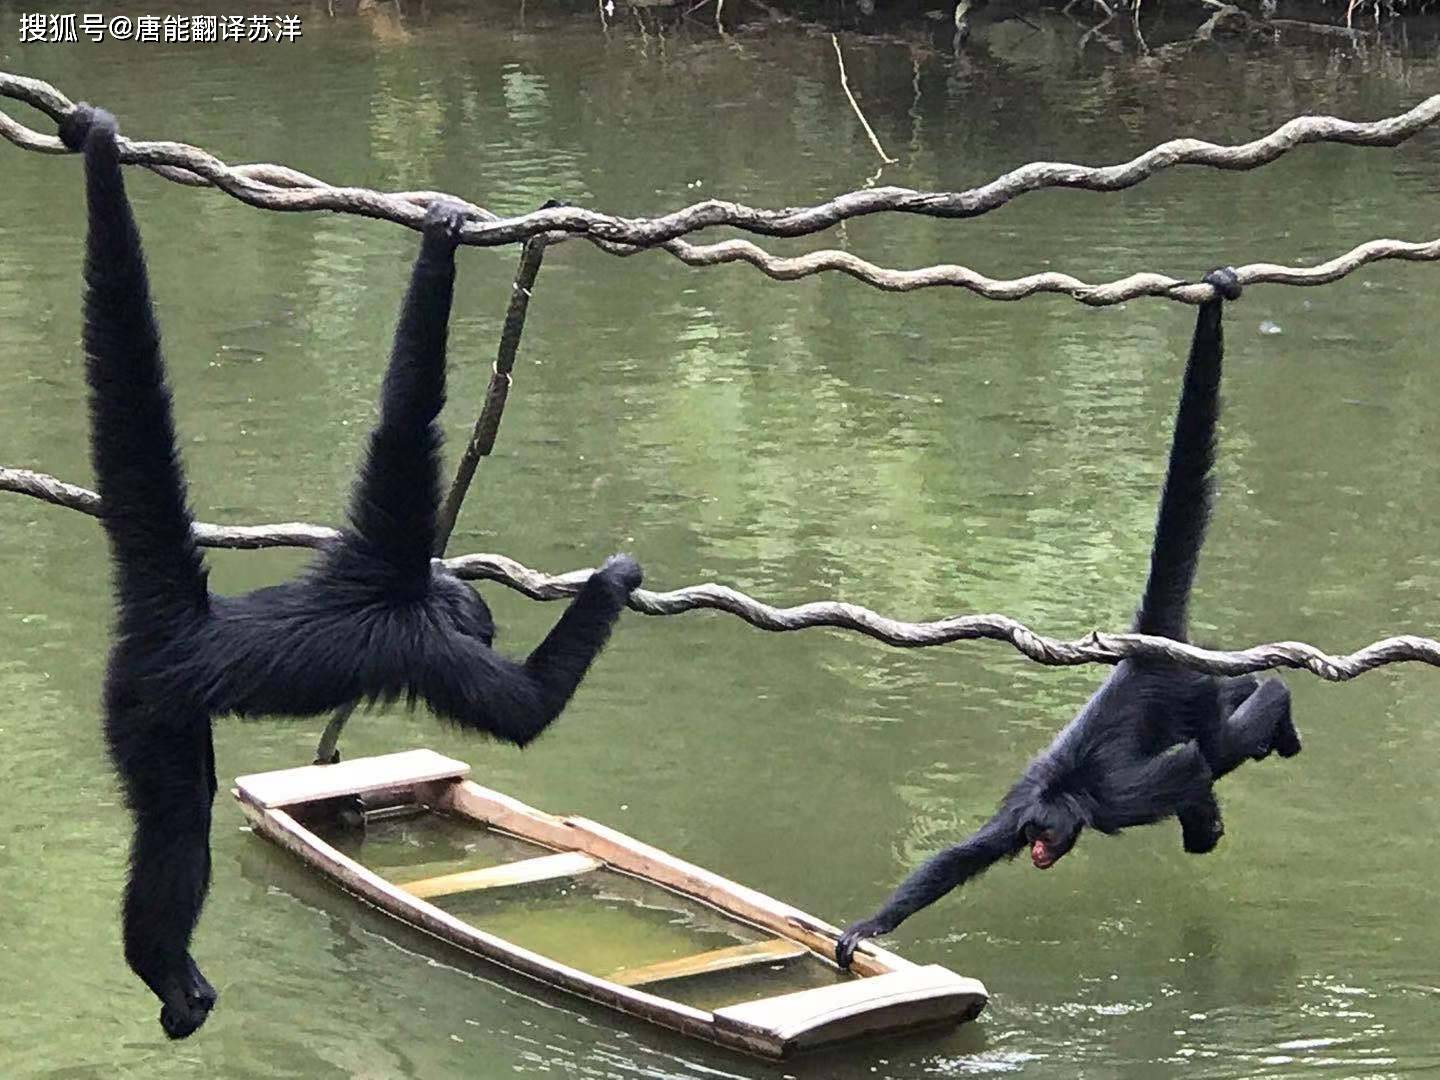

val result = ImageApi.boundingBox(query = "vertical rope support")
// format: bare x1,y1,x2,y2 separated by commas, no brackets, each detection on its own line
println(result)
313,233,550,766
435,233,550,554
313,701,357,765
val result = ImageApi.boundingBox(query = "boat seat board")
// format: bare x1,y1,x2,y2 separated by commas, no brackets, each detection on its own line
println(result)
235,749,469,809
608,938,809,987
400,851,603,898
714,964,988,1050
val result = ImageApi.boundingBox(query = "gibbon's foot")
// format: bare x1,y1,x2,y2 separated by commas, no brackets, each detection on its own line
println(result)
1181,813,1224,855
1234,680,1298,762
1274,712,1302,759
58,101,119,152
187,955,217,1004
597,553,643,595
1201,266,1242,301
335,795,368,832
835,916,889,970
421,199,468,249
157,957,217,1039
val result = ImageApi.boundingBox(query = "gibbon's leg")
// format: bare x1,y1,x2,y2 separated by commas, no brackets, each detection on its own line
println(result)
104,690,218,1038
1219,674,1261,716
1213,679,1298,777
1178,789,1224,854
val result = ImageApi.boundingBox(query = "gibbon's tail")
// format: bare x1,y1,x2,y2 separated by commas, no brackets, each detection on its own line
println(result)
1133,269,1241,640
62,106,208,624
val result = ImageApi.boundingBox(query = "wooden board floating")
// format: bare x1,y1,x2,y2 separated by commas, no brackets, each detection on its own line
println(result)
401,851,603,899
609,938,808,988
233,749,987,1059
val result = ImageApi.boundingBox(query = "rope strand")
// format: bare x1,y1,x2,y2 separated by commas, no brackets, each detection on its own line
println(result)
5,72,1439,304
4,465,1432,682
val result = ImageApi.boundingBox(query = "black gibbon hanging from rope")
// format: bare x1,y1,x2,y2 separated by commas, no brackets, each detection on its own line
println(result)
837,268,1301,969
63,104,643,1039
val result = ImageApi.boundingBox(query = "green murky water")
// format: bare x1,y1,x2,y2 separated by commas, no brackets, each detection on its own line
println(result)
4,2,1440,1076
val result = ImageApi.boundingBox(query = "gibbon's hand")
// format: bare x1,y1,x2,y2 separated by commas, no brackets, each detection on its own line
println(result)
596,553,643,595
835,915,891,970
421,199,469,249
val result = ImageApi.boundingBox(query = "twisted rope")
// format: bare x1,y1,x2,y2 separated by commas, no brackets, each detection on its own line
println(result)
5,466,1434,682
4,71,1439,304
607,237,1440,304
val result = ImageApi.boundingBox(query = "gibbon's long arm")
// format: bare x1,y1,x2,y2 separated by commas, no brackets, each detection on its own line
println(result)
344,213,461,587
1133,269,1240,639
197,550,641,736
63,105,208,630
418,554,642,746
835,813,1023,969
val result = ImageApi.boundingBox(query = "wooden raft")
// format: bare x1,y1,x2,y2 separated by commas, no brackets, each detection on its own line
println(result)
233,749,988,1059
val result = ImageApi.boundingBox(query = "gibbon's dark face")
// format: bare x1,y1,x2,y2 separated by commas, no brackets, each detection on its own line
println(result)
1022,809,1082,870
431,565,496,646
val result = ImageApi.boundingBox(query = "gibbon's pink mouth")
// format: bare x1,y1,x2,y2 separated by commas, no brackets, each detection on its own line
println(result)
1031,839,1057,869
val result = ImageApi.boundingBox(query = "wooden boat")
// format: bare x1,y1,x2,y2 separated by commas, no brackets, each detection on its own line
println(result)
233,749,988,1059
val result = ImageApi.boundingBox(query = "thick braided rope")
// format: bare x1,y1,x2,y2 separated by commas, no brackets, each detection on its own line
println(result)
4,72,1439,304
3,466,1431,681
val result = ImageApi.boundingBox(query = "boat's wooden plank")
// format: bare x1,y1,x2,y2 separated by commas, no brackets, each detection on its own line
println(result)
438,780,910,980
609,938,809,988
400,851,603,899
714,964,988,1053
233,801,775,1051
235,749,469,809
439,779,578,846
570,815,890,968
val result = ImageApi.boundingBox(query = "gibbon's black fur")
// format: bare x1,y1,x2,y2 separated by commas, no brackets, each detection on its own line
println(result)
62,105,643,1038
836,269,1300,969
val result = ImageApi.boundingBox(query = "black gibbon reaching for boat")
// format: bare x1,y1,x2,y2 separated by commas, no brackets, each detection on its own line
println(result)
62,105,642,1039
836,268,1300,970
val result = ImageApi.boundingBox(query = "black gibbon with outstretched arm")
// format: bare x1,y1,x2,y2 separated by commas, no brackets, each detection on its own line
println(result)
836,269,1300,970
62,105,642,1038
